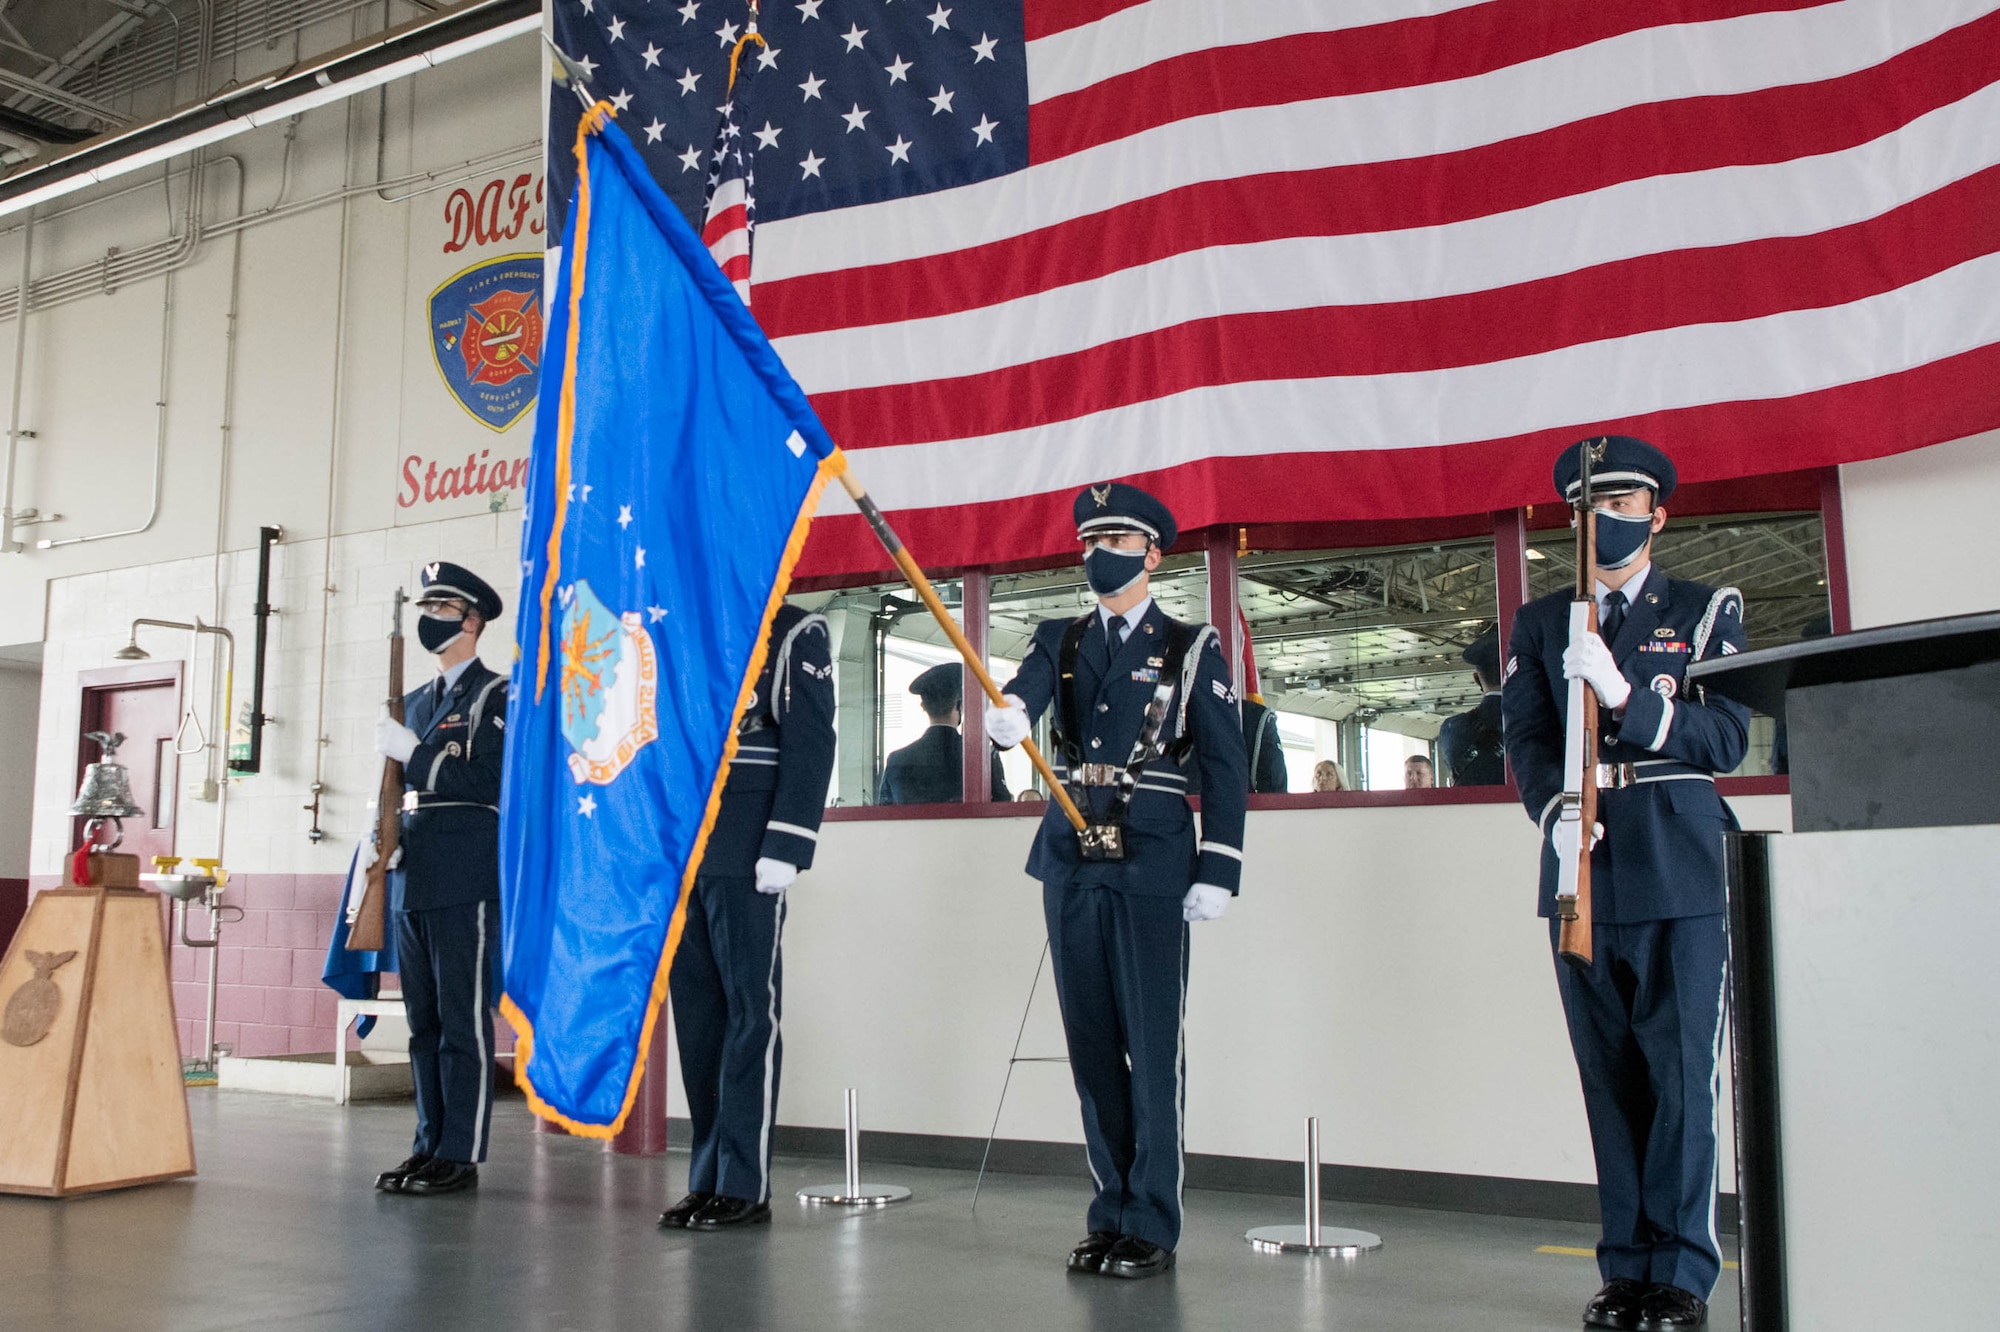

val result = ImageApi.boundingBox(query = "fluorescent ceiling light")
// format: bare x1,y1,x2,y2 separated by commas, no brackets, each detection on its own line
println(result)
0,2,535,222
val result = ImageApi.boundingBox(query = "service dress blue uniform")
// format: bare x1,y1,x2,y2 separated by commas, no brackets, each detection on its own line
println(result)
877,724,1009,804
1002,596,1248,1253
1243,699,1288,794
1438,693,1506,786
1503,445,1750,1303
391,652,508,1166
670,604,836,1205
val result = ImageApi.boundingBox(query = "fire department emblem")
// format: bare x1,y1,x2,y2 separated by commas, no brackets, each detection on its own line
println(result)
429,253,544,433
558,580,659,786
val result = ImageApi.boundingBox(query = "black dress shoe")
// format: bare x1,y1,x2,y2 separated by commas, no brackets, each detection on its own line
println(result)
1635,1285,1707,1329
1065,1232,1121,1274
687,1194,772,1230
1582,1278,1650,1329
658,1192,716,1229
1099,1236,1175,1279
403,1159,479,1196
374,1154,433,1193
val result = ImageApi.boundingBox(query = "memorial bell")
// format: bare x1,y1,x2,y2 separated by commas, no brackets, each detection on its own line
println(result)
71,730,144,849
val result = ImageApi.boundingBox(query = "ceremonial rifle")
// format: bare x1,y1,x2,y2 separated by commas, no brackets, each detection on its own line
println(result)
346,588,406,953
1554,441,1602,967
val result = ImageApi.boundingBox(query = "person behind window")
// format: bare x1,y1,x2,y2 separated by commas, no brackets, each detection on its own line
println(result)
876,662,1011,804
1403,754,1435,788
1501,434,1750,1332
1439,629,1507,786
1240,697,1289,793
1311,759,1348,792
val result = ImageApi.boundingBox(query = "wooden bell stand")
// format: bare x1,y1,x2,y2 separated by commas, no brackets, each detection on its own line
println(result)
0,850,196,1196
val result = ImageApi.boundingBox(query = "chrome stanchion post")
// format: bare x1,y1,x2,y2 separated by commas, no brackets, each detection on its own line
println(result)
844,1087,861,1199
1305,1116,1321,1245
1246,1116,1384,1255
798,1088,911,1207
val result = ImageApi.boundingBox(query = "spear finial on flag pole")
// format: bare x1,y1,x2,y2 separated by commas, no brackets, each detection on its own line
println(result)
544,37,596,111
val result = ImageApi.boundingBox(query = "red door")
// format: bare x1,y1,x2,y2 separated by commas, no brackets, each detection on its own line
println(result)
73,668,182,870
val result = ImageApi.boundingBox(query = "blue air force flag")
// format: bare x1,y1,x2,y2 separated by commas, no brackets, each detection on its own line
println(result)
500,106,839,1136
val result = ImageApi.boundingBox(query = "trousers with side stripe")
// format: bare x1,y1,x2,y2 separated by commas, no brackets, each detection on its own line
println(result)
395,900,501,1164
1551,914,1730,1299
670,874,786,1204
1044,882,1190,1252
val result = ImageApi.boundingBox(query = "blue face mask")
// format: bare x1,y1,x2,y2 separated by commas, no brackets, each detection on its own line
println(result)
1083,544,1149,598
1592,507,1655,571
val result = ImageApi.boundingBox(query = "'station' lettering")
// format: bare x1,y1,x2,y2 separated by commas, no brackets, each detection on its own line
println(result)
399,449,529,508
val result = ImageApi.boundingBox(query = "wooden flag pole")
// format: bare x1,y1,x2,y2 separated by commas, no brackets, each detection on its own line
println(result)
831,460,1087,832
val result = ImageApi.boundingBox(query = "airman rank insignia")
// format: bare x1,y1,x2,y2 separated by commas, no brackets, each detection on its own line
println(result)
1651,674,1677,698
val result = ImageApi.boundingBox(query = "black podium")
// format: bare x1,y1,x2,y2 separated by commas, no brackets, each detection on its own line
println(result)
1688,610,2000,1332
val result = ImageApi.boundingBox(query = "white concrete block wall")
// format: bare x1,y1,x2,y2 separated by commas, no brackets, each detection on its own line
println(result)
32,509,523,878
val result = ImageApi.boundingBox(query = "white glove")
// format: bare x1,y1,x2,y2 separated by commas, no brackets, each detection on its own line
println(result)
986,694,1031,749
375,709,420,764
358,842,401,873
754,857,797,895
1562,636,1631,710
1182,883,1231,922
1551,820,1604,852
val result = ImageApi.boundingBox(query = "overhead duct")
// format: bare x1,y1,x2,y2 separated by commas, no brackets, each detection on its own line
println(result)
0,0,537,221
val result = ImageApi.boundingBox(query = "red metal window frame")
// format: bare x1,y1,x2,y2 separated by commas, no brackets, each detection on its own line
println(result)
817,467,1844,822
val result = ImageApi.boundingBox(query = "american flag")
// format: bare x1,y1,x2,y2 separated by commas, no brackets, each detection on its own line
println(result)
700,56,758,304
550,1,2000,579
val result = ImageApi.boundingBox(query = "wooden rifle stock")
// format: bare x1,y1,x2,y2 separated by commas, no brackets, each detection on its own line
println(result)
1555,442,1604,968
346,589,407,952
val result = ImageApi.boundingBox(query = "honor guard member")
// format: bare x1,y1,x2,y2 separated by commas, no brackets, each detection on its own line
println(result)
659,603,836,1232
876,661,1010,804
1502,437,1750,1331
1438,628,1507,786
1243,698,1288,794
986,482,1249,1280
369,562,509,1197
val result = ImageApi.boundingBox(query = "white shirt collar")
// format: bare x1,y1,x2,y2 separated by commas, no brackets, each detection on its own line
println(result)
435,656,477,694
1594,561,1651,616
1099,596,1153,637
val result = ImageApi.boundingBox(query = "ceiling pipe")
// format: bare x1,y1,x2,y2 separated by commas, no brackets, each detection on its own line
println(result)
0,0,536,221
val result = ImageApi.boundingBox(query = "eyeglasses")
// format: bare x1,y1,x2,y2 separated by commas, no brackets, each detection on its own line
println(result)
1080,532,1152,553
417,600,472,621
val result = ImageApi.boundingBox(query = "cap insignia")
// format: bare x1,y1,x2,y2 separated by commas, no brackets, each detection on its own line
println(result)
1091,484,1111,508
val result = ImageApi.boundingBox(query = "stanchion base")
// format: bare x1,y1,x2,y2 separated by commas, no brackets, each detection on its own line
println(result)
1245,1224,1382,1255
797,1184,912,1207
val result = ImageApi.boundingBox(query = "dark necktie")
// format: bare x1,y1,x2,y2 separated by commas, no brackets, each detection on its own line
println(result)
433,677,448,713
1103,616,1126,670
1600,590,1628,645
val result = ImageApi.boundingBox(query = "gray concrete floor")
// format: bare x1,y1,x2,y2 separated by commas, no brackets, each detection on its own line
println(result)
1,1091,1740,1331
